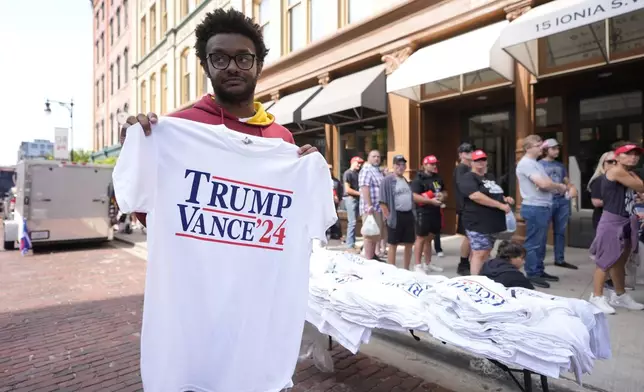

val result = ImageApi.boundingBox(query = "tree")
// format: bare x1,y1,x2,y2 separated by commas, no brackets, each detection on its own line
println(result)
72,150,92,163
94,156,117,165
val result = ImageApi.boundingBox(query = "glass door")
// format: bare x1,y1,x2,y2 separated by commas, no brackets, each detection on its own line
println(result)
569,91,643,248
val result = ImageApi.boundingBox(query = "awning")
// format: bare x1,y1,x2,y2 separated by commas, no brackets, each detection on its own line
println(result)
499,0,644,76
269,86,322,128
387,21,513,102
301,65,387,124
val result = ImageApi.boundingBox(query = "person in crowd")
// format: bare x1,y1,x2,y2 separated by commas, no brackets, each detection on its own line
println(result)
588,151,616,230
588,151,637,292
589,143,644,314
411,155,445,273
359,150,386,261
539,139,579,270
431,164,445,257
118,9,318,228
342,156,364,249
453,142,474,275
378,166,390,255
481,240,534,290
458,150,514,275
379,155,416,270
327,164,343,240
516,135,568,288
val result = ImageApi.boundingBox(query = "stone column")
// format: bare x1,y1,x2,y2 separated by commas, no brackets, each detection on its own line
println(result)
505,1,535,242
316,72,336,170
381,46,419,180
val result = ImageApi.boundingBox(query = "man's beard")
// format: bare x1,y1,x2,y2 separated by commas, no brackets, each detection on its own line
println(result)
212,78,257,104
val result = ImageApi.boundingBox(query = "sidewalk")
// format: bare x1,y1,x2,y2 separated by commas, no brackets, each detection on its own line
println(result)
114,232,644,392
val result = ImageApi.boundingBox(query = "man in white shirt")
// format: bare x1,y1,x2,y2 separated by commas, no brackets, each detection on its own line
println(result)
516,135,568,289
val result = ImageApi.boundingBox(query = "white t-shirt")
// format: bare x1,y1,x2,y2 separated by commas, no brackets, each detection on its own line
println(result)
113,117,337,392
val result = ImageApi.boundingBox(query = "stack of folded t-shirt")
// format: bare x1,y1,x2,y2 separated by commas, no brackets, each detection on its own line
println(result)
306,249,611,382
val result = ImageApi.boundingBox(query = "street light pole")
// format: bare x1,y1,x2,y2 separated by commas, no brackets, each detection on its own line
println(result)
44,99,74,162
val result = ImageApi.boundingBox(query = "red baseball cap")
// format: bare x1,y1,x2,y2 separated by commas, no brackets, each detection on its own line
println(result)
615,144,644,156
471,150,487,161
423,155,438,165
350,156,365,164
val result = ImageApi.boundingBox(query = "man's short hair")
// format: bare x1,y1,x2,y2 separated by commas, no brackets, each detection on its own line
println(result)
457,142,474,154
522,135,542,151
194,8,269,66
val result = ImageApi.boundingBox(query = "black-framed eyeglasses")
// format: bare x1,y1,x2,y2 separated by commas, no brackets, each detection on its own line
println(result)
207,53,256,70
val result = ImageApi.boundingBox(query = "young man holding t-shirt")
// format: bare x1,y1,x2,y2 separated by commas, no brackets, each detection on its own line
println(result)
119,9,318,228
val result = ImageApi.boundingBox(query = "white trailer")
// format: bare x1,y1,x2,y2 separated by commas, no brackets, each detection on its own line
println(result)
3,160,114,250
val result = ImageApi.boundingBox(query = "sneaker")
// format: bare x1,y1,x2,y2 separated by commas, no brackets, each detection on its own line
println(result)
528,276,551,289
589,294,616,314
413,264,427,274
554,261,578,270
609,292,644,311
425,263,444,273
540,272,559,282
437,252,445,258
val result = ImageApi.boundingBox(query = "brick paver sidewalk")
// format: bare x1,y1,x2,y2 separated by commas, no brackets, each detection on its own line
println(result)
0,245,451,392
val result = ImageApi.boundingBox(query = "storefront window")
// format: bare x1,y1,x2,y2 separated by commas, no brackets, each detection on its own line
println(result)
535,96,563,128
339,124,387,175
539,22,607,73
463,69,506,91
577,91,643,209
610,9,644,61
293,130,327,158
580,91,642,121
467,111,512,194
421,76,460,100
538,9,644,75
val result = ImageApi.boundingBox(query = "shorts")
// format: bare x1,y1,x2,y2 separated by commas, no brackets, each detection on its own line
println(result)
456,213,466,235
361,212,385,240
466,230,500,251
387,211,416,245
416,213,441,237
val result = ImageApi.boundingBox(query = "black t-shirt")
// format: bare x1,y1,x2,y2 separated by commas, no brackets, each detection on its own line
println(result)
589,175,604,229
343,169,359,197
458,172,506,234
453,163,470,212
410,172,444,218
602,175,635,217
332,177,343,202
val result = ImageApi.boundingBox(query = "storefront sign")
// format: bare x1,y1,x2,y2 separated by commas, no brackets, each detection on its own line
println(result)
534,0,642,33
53,128,69,160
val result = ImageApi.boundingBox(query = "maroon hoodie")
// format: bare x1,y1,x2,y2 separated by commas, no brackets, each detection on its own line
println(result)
134,94,295,227
169,94,295,143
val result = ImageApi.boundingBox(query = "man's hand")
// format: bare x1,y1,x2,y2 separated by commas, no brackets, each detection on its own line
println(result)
568,186,578,198
498,203,511,213
504,196,515,205
120,112,159,144
297,144,318,156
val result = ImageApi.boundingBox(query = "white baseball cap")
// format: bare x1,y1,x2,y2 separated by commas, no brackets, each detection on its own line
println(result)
542,138,560,149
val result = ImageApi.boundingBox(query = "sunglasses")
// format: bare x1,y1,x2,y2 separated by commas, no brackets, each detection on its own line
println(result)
605,160,617,165
473,158,487,163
